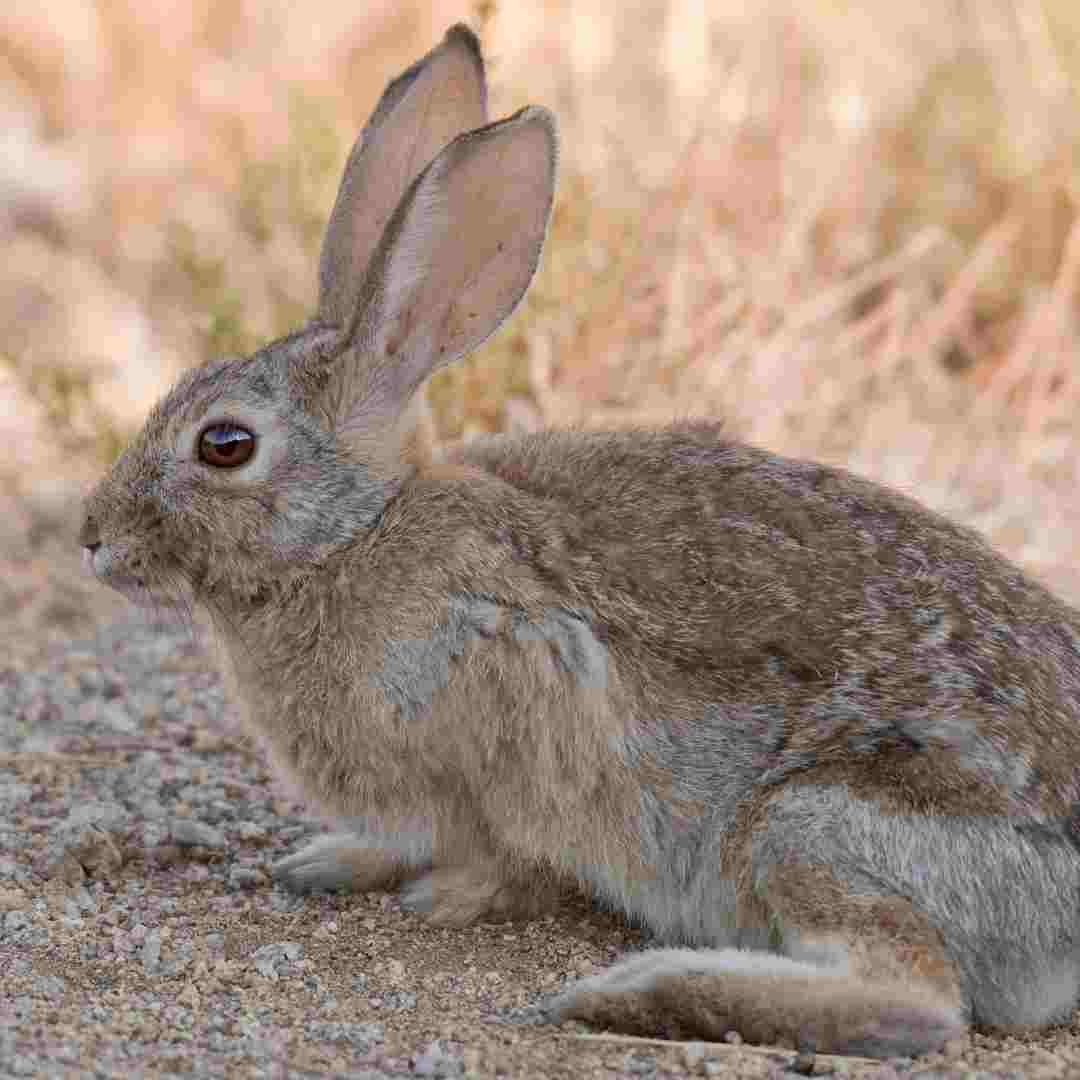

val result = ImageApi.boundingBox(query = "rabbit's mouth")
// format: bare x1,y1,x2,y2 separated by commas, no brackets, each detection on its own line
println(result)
81,542,185,609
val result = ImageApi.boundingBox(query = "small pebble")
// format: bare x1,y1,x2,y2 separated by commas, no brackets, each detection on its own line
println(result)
228,866,265,888
172,820,225,849
141,928,162,974
0,886,27,911
251,941,304,979
682,1041,706,1068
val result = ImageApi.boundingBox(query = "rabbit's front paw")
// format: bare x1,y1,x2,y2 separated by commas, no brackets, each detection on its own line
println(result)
272,833,417,894
401,866,564,926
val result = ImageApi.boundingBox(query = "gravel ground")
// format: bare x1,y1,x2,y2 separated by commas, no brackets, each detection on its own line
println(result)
4,613,1080,1079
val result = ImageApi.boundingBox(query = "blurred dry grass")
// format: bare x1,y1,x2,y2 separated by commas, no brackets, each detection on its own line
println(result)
3,0,1080,652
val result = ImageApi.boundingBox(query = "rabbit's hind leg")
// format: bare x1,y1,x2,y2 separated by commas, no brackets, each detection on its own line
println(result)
753,782,1080,1031
548,784,973,1058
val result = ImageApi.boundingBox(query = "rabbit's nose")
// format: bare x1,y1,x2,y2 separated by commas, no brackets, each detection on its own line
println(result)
80,515,103,575
79,515,101,550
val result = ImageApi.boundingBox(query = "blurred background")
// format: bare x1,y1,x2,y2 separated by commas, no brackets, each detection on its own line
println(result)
3,0,1080,655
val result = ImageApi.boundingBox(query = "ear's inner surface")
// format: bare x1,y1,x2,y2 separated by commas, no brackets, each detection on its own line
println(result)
318,24,487,330
317,106,559,467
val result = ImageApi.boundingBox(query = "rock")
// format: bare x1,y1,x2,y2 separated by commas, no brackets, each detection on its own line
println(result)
65,801,127,832
44,850,86,885
682,1042,706,1069
172,820,225,849
235,821,268,845
31,975,66,1000
4,909,31,934
251,941,304,980
0,886,28,911
228,866,265,888
303,1020,384,1048
412,1040,464,1077
141,928,162,974
624,1051,656,1075
69,826,123,874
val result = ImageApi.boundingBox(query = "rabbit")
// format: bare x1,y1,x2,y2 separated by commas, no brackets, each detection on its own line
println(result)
79,23,1080,1060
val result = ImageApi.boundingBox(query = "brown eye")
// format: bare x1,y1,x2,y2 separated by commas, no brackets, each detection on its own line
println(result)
199,424,255,468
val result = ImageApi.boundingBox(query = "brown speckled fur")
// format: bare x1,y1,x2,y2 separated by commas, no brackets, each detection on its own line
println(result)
81,26,1080,1061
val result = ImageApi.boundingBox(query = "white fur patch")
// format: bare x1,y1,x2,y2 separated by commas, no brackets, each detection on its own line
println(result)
551,947,848,1002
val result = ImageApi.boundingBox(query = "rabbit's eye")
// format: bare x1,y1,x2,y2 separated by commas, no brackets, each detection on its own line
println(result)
199,424,255,468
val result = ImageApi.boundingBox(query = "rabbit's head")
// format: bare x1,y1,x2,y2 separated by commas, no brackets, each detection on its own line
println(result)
79,26,557,610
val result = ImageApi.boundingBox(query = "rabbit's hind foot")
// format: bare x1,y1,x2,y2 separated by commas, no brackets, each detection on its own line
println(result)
546,946,964,1059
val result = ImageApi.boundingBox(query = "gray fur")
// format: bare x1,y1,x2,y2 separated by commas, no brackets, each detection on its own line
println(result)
79,26,1080,1062
510,607,608,691
370,595,500,722
372,597,607,720
752,784,1080,1026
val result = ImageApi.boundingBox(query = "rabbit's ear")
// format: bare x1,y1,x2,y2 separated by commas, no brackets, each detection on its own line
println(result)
347,106,557,431
318,23,487,328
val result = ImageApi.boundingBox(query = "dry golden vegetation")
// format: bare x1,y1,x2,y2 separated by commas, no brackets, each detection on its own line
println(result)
3,0,1080,649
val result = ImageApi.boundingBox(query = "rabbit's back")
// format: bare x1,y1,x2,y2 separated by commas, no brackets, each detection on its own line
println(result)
450,421,1080,821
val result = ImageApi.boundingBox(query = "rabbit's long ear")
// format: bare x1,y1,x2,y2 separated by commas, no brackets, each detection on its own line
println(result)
318,24,487,328
346,106,557,437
